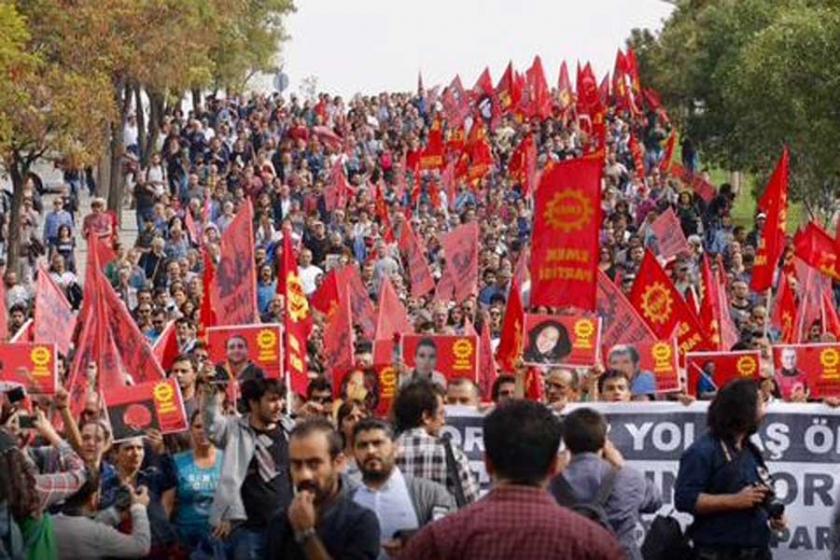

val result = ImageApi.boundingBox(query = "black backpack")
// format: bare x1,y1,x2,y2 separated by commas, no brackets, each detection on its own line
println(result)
550,467,619,534
641,513,692,560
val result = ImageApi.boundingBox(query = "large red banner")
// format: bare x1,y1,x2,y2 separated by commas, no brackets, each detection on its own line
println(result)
402,335,479,383
522,313,601,367
215,200,258,326
34,270,74,356
685,350,761,397
752,148,790,292
773,343,840,399
530,157,602,310
207,324,283,380
650,208,689,261
104,378,188,442
0,343,57,394
437,222,479,304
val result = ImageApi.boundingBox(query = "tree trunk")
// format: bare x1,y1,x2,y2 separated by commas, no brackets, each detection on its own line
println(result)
135,85,146,167
107,120,123,212
143,90,165,162
7,153,28,277
191,88,201,115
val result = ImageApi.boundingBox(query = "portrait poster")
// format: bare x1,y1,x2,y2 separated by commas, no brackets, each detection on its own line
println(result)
0,343,58,394
685,350,761,397
773,343,840,399
207,324,283,380
604,339,681,394
104,378,188,442
522,313,600,367
401,335,479,383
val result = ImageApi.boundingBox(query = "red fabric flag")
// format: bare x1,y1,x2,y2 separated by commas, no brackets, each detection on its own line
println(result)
598,74,610,105
496,277,525,373
311,269,340,318
214,200,258,325
200,250,218,335
513,246,530,288
508,134,537,196
628,134,645,178
821,290,840,339
455,120,494,185
630,250,709,354
472,67,495,101
576,63,602,116
152,320,180,372
437,222,479,304
495,62,521,115
324,159,351,211
596,268,657,350
441,75,470,127
752,148,790,292
772,272,797,344
557,61,573,111
34,267,74,356
445,126,466,160
281,231,311,394
419,118,445,170
650,208,690,261
660,131,678,173
626,47,642,95
530,156,602,310
793,222,840,281
794,261,825,343
643,88,662,111
375,276,412,341
89,234,117,269
699,256,724,350
398,221,435,298
716,265,739,351
184,210,199,246
324,286,355,374
336,265,377,340
522,55,552,120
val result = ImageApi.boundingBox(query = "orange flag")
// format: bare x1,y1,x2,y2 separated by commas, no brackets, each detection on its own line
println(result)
496,277,525,373
281,231,311,394
375,276,413,341
530,156,602,310
34,267,74,356
630,250,708,355
752,148,790,292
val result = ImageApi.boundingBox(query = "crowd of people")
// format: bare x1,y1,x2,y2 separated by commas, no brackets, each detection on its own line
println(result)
0,57,837,559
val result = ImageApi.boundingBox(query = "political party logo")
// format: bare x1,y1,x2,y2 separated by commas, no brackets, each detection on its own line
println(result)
453,338,475,372
573,319,596,349
820,348,840,379
544,189,593,233
651,342,674,374
286,273,309,322
640,282,673,325
736,355,758,378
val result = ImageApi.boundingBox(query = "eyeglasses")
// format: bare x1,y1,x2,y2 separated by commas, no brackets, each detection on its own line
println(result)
310,395,332,405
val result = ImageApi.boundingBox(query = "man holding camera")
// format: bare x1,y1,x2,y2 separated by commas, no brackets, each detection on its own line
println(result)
675,380,787,560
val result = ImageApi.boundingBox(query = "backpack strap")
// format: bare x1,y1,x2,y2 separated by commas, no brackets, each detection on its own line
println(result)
551,474,579,507
595,467,620,507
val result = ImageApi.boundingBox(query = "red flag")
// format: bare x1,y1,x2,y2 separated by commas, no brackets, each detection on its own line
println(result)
399,221,435,298
152,320,180,372
441,75,470,127
473,67,494,100
375,276,412,341
772,273,797,343
214,200,258,325
455,120,494,185
336,265,377,340
437,222,479,304
199,250,218,335
89,234,117,269
794,262,825,343
821,290,840,339
716,265,739,350
650,208,690,261
34,268,74,356
281,231,311,394
596,268,657,350
465,318,498,401
660,131,678,173
598,74,610,105
324,159,351,211
576,62,602,116
496,62,521,115
522,55,552,120
496,277,525,372
184,210,199,245
793,222,840,281
628,134,645,178
508,134,537,196
530,156,602,310
699,256,724,350
630,250,708,354
311,269,340,318
557,61,573,111
324,286,355,374
419,117,445,170
752,148,790,292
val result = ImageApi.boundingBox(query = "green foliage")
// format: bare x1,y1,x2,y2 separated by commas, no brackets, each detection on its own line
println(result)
628,0,840,221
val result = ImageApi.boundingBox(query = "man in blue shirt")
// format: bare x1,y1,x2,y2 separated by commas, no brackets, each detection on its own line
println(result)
43,197,74,249
675,379,787,560
607,345,657,399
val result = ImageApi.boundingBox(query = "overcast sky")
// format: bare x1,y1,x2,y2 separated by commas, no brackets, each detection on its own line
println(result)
259,0,674,97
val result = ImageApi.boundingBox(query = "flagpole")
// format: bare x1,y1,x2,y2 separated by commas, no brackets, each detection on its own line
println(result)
763,288,772,339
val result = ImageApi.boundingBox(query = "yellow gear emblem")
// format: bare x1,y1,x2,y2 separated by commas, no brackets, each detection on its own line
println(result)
286,275,310,322
544,189,593,233
640,282,673,325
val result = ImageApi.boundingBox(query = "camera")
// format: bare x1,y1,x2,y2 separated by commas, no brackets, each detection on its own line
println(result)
753,478,785,520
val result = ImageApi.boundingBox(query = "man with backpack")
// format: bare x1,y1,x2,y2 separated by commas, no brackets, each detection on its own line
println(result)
551,407,662,560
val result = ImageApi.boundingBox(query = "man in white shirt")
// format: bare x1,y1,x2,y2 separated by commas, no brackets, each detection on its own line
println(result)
351,418,455,559
297,248,323,296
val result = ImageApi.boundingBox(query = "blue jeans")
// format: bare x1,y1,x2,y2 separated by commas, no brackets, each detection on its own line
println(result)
191,526,266,560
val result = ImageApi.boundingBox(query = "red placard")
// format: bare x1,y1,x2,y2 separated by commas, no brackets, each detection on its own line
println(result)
685,350,761,397
104,378,188,442
522,313,600,367
773,343,840,399
333,363,400,417
0,343,57,394
207,324,283,380
605,339,681,394
402,335,479,383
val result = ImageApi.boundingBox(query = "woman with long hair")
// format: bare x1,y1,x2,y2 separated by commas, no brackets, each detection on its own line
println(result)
522,319,572,365
335,400,370,482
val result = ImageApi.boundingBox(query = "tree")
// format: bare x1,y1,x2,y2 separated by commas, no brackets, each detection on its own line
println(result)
628,0,840,220
0,3,114,274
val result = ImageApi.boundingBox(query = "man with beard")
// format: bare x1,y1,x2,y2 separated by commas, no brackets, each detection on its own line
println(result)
350,418,455,558
202,377,294,558
214,335,266,384
266,419,380,559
